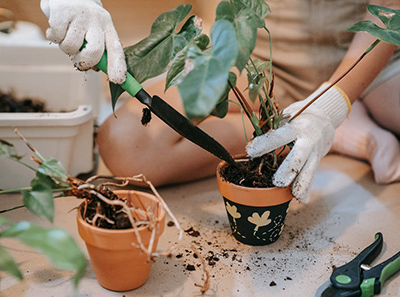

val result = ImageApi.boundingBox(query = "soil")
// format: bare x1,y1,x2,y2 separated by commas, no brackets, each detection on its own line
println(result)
0,91,47,112
220,148,288,188
70,179,134,230
141,107,152,126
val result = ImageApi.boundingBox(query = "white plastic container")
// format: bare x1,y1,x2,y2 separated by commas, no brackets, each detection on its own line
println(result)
0,22,102,189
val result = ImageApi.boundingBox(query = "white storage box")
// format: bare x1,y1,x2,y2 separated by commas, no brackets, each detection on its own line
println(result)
0,22,102,189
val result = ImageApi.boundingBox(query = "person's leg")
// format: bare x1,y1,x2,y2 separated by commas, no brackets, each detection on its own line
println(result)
331,72,400,184
362,72,400,137
97,81,253,186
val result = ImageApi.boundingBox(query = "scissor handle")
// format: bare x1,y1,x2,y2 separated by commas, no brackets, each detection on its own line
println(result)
331,233,383,290
360,250,400,296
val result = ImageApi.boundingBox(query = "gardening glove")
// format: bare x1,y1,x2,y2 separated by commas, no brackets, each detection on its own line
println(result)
40,0,127,84
246,83,351,203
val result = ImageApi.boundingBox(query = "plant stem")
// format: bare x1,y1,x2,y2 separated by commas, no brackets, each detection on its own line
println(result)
228,81,263,136
263,26,273,86
289,39,381,122
0,194,68,214
0,187,72,195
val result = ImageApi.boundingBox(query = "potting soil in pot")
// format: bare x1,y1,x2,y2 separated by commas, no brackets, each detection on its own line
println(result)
0,91,46,112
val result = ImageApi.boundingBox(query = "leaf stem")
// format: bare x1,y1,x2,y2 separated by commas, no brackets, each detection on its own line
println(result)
228,81,263,136
289,39,380,122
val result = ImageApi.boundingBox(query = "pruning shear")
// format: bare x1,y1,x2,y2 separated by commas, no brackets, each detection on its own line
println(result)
320,232,400,297
84,42,236,166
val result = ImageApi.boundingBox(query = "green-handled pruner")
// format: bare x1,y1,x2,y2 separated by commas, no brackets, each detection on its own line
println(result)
88,43,236,166
321,232,400,297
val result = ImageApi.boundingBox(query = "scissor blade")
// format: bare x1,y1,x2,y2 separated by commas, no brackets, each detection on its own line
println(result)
321,284,361,297
136,90,236,166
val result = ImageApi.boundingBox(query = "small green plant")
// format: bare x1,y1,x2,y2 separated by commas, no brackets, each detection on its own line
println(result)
0,130,183,289
0,137,86,287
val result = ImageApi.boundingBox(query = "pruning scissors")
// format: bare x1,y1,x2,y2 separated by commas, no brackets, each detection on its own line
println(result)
85,42,236,166
320,232,400,297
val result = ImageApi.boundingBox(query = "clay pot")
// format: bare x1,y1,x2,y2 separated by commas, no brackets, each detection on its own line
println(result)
77,190,165,291
216,158,293,246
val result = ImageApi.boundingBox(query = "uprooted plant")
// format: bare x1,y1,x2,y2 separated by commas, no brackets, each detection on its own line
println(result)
108,2,400,187
0,129,211,293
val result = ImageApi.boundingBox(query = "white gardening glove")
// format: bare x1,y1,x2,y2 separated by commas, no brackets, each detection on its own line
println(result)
40,0,127,84
246,83,351,203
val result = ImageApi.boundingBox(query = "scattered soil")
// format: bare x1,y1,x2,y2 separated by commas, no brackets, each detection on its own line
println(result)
141,107,152,126
185,227,200,237
0,91,47,112
220,148,288,188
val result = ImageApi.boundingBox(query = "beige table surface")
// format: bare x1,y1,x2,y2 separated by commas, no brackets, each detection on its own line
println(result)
1,154,400,297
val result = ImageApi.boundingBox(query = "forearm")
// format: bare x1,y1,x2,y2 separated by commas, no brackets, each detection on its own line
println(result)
329,0,400,103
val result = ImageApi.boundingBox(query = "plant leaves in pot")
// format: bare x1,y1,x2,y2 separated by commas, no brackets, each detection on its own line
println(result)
77,190,165,291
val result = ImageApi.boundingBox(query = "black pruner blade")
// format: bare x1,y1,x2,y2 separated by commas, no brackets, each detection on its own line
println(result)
135,89,236,167
321,284,361,297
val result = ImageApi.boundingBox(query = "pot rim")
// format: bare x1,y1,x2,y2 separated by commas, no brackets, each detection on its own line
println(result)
216,158,293,207
77,190,166,235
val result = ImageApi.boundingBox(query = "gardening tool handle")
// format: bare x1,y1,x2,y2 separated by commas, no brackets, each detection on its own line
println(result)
80,40,142,97
94,51,143,98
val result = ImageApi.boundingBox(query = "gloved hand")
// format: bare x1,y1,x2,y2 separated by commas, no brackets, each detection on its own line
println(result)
40,0,127,84
246,83,351,203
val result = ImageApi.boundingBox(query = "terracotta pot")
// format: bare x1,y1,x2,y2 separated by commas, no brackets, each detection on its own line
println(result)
77,190,165,291
216,157,293,246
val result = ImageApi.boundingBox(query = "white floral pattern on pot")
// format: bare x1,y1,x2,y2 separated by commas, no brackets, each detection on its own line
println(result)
225,201,241,233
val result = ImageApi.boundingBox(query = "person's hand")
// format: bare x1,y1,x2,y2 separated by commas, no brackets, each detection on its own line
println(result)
246,83,351,203
40,0,127,84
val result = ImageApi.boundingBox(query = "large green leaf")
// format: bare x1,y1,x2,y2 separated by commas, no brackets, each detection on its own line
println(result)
347,5,400,46
109,5,202,110
230,0,271,28
124,5,193,83
0,244,23,280
178,20,239,119
165,34,210,91
216,1,258,71
211,72,237,118
22,172,56,222
0,221,87,288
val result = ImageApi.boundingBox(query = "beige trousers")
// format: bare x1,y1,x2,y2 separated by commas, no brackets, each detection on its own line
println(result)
253,0,400,108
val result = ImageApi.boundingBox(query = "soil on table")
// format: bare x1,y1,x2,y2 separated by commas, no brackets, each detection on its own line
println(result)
0,91,47,112
220,149,288,188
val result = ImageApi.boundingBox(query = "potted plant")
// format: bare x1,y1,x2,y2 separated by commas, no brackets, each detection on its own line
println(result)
106,1,400,246
0,130,186,291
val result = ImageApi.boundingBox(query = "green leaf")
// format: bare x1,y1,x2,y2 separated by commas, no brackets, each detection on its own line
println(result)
109,81,126,111
0,216,12,226
230,0,271,28
1,222,87,288
216,1,258,71
247,59,270,102
22,172,57,222
178,19,238,119
367,5,400,31
165,34,210,91
110,5,202,110
347,5,400,46
211,72,237,118
0,139,22,160
38,158,68,183
124,4,196,84
0,244,23,280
